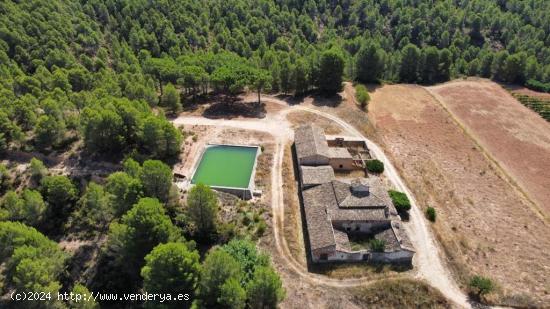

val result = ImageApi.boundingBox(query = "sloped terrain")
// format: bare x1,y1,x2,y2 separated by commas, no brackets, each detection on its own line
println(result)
369,84,550,306
427,79,550,215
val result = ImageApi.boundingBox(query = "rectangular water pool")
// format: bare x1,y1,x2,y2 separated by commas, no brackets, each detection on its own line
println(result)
191,144,259,189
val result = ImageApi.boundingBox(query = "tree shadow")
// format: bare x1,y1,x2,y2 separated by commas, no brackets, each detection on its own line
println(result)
180,93,217,113
61,241,102,289
202,96,267,119
398,210,410,222
0,149,62,166
274,93,307,106
364,83,385,94
274,89,344,107
311,93,343,107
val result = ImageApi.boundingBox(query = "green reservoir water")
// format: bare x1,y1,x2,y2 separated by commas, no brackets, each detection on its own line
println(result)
191,145,258,188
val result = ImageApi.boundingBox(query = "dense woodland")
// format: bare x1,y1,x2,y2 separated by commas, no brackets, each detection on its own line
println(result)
2,0,550,154
1,0,550,308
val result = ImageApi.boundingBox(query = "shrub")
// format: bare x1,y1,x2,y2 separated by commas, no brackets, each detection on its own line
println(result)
355,84,371,110
242,213,252,226
29,158,47,182
216,222,237,243
469,275,494,297
0,163,11,192
426,207,436,222
256,220,267,237
369,239,385,252
366,159,384,174
388,190,411,212
525,79,550,93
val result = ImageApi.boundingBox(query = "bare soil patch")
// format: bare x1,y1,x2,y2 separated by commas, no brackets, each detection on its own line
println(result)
286,111,344,134
173,124,217,178
427,79,550,215
369,84,550,306
280,85,377,140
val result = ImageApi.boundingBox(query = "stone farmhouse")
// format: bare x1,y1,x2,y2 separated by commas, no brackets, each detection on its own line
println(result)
294,125,371,171
294,124,414,264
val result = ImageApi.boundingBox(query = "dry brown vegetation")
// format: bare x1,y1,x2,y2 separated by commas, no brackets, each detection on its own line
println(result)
369,82,550,306
310,263,408,280
428,79,550,216
350,278,451,309
281,143,307,267
286,111,344,134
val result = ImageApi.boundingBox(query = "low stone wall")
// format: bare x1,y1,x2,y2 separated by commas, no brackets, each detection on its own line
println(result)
213,186,252,200
370,251,414,264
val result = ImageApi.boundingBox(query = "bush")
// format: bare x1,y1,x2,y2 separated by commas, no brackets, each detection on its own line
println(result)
0,163,10,193
469,275,494,297
426,207,436,222
369,239,385,252
255,220,267,237
216,222,237,243
366,159,384,174
388,190,411,212
355,84,371,110
29,158,47,182
525,79,550,93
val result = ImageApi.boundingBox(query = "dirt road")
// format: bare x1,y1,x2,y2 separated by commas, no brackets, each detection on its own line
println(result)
172,100,471,308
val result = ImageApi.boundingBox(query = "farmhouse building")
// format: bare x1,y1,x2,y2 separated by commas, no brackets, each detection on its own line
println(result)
294,124,331,165
295,125,356,171
294,124,414,264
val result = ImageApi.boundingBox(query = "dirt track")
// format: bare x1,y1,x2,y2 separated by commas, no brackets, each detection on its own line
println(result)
173,97,470,308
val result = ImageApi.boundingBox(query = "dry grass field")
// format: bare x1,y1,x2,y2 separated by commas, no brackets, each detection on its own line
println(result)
350,278,451,309
286,111,344,134
369,83,550,306
427,79,550,216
